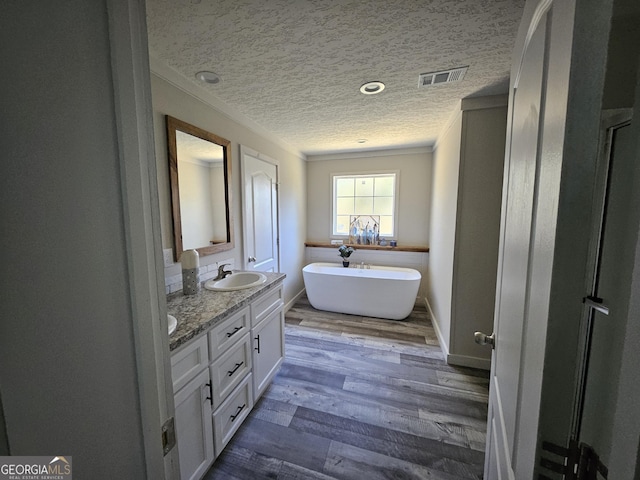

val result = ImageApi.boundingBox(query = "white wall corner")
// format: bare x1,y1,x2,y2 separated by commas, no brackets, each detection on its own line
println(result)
424,296,449,359
433,101,463,151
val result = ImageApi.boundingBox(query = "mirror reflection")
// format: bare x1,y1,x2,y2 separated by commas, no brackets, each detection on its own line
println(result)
166,116,233,261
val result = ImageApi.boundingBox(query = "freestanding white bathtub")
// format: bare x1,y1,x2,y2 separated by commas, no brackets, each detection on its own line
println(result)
302,262,421,320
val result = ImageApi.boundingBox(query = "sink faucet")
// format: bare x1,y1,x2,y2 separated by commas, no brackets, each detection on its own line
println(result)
215,264,233,280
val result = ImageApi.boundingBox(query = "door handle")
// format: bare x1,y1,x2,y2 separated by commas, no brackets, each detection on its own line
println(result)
248,256,256,263
583,296,609,316
474,331,495,349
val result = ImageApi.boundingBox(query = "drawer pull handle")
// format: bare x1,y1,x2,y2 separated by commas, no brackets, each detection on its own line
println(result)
226,326,242,338
230,404,246,422
227,362,244,377
254,335,261,353
205,382,213,406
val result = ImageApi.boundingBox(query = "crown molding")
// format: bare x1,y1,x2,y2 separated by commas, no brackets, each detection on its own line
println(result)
306,145,433,162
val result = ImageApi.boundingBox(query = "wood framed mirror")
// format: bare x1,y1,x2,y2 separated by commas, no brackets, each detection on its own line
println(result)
166,115,233,262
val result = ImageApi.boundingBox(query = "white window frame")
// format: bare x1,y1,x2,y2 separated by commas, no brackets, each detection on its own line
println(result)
331,171,399,239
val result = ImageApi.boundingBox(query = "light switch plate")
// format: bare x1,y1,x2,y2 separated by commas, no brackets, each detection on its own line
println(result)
163,249,174,267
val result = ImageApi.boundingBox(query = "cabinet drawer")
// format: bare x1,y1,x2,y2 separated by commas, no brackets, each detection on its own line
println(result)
209,334,252,410
208,306,250,358
251,286,283,328
213,373,253,457
171,336,209,393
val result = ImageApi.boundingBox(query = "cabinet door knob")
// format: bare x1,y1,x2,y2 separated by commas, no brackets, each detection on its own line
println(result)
248,256,257,263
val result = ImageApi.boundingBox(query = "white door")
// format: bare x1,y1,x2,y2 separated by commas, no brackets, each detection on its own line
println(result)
482,6,549,478
240,146,279,272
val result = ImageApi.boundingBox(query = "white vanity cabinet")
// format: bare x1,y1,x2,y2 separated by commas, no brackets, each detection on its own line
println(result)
171,336,214,480
169,280,285,479
250,285,285,400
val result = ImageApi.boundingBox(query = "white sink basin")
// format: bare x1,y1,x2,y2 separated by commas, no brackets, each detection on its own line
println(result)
168,314,177,336
204,271,267,291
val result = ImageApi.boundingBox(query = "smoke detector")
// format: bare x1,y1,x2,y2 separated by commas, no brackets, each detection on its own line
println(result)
418,67,468,87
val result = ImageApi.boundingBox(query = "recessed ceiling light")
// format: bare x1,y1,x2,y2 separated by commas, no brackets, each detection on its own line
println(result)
195,71,221,84
360,81,385,95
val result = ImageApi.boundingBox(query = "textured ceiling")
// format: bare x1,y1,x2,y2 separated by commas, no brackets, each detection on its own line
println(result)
146,0,525,156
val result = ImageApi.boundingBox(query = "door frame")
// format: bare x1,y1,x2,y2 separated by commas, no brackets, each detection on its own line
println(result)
607,66,640,476
239,145,281,272
570,109,633,441
108,0,178,477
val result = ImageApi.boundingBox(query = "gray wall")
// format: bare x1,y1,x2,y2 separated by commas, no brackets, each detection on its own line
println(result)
451,103,507,365
427,97,507,368
0,1,147,476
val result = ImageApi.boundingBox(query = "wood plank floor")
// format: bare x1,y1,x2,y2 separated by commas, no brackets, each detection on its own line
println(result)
204,296,489,480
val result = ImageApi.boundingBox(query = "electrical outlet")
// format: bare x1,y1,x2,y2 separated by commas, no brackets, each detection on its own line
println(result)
163,249,174,267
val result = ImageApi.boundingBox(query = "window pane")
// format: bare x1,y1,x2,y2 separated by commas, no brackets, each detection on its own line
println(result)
355,177,374,196
333,174,397,237
373,196,393,215
354,197,374,214
374,176,394,196
336,215,350,234
336,178,354,197
336,197,354,215
379,216,393,236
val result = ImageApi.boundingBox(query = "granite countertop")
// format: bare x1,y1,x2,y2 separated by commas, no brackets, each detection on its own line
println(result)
167,271,286,352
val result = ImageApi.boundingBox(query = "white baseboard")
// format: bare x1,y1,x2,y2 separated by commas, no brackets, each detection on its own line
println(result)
446,354,491,371
285,288,306,313
423,296,449,358
423,296,490,371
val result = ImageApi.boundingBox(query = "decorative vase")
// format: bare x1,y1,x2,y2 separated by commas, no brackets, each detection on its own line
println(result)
181,249,200,295
342,260,349,268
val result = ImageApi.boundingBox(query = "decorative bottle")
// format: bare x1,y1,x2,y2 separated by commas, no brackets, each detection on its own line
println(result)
181,249,200,295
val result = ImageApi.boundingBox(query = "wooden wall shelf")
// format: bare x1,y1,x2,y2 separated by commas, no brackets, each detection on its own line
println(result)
305,242,429,253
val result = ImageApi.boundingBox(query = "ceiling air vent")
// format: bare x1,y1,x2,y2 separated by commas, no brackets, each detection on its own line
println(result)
418,66,468,88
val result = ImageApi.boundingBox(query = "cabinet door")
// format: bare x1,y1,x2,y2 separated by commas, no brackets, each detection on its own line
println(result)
252,308,284,399
174,368,214,480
